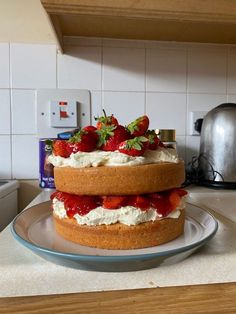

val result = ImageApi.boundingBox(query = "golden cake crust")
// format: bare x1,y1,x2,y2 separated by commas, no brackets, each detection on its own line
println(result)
53,209,185,250
54,161,185,196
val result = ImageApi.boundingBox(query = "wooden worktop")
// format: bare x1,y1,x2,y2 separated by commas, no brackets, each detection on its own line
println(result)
0,282,235,313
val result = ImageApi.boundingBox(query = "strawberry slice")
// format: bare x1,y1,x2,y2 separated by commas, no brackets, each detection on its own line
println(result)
67,129,97,153
97,125,130,151
173,188,188,197
95,110,119,130
152,198,172,217
169,190,181,209
118,136,148,156
50,191,70,202
64,195,98,216
127,115,149,137
53,140,70,158
134,195,150,211
103,196,128,209
148,192,170,217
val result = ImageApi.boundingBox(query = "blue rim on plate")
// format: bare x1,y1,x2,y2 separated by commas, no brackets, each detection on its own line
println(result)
11,201,218,272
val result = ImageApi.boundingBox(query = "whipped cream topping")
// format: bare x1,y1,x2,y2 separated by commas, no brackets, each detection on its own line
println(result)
48,147,179,168
52,198,185,226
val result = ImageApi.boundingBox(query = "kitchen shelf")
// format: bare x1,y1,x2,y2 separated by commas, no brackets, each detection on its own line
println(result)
42,0,236,52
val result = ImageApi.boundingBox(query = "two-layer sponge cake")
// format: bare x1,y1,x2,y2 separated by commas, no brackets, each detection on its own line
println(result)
48,113,187,249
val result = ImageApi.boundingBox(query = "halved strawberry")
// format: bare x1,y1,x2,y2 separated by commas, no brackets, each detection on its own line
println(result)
95,110,119,130
64,195,98,216
151,197,172,217
97,125,130,151
127,115,149,137
118,136,148,156
173,188,188,197
134,195,150,211
145,130,160,150
67,208,78,218
148,192,169,216
67,129,97,153
103,196,128,209
50,191,70,202
76,196,98,216
169,190,181,209
53,140,70,158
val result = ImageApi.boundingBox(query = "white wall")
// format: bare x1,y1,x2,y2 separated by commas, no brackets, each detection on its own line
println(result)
1,37,236,180
0,0,55,44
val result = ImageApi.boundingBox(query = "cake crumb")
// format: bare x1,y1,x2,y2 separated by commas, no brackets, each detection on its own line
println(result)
148,281,155,286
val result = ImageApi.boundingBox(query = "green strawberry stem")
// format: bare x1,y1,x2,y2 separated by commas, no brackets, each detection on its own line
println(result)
124,136,148,150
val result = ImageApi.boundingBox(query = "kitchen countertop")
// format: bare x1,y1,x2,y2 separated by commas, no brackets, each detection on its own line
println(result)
0,186,236,312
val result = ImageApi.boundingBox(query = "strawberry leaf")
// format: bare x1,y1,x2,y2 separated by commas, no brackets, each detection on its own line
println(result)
124,136,147,150
69,130,86,143
96,125,116,147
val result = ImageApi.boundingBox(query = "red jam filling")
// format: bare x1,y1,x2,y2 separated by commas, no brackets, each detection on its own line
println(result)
51,189,187,218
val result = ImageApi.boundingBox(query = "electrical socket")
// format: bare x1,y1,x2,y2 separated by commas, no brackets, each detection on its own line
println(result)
189,111,207,135
36,89,91,138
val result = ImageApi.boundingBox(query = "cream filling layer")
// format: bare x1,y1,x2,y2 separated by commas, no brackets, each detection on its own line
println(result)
48,147,179,168
52,198,185,226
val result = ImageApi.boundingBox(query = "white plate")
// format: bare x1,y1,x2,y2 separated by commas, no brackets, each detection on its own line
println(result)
11,201,218,272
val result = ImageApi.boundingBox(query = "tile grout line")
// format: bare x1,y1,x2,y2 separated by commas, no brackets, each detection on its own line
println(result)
226,45,229,101
185,46,189,162
101,43,104,112
144,47,147,114
9,43,13,180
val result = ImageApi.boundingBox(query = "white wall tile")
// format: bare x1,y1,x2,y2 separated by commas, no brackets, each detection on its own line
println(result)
0,39,234,180
227,47,236,94
0,135,11,179
10,44,56,88
146,93,186,135
103,47,145,91
176,136,186,162
227,94,236,103
0,43,10,88
90,91,102,125
102,38,145,48
187,47,227,93
0,89,11,134
103,92,145,126
58,46,102,90
11,90,36,134
187,93,227,135
186,136,201,164
146,48,187,92
12,135,38,179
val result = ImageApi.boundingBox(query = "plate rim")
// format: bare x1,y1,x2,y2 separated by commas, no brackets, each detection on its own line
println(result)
11,201,218,262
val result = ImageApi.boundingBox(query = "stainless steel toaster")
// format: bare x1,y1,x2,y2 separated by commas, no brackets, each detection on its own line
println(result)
199,103,236,188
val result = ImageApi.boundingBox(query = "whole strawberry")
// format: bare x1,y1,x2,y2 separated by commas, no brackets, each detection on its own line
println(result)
97,125,130,151
82,125,99,142
118,136,148,156
127,115,149,137
95,110,119,130
53,140,70,158
67,129,97,153
145,130,160,150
